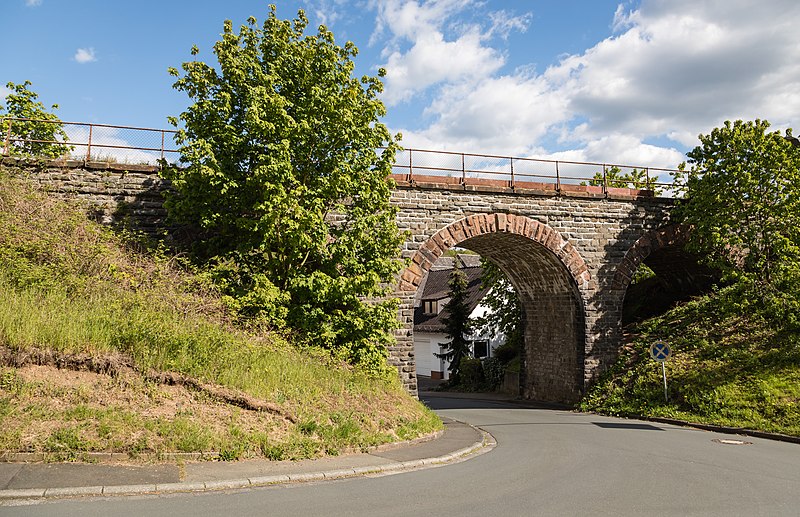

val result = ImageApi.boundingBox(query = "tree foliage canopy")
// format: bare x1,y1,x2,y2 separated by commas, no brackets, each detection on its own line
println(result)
673,119,800,325
1,81,70,159
163,6,404,373
474,258,522,353
673,120,800,288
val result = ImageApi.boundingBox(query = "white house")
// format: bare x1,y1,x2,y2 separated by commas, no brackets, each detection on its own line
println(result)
413,255,505,380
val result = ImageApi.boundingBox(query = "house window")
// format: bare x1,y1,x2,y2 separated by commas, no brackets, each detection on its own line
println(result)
422,300,438,315
473,340,489,359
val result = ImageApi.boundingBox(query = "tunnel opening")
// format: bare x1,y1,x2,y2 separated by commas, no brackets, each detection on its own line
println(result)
406,215,589,405
617,226,718,325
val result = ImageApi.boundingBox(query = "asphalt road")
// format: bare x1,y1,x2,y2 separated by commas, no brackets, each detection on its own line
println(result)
4,395,800,516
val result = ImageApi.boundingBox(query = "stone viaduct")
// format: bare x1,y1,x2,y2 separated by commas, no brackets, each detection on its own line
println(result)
2,158,700,404
389,173,695,404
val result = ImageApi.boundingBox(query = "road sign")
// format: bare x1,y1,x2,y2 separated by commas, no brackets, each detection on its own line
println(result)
649,340,671,362
649,340,671,402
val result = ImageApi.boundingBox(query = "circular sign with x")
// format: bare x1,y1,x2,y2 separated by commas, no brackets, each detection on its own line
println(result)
649,340,672,362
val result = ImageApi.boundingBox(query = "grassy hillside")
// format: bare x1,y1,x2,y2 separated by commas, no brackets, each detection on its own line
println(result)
0,167,440,461
581,288,800,436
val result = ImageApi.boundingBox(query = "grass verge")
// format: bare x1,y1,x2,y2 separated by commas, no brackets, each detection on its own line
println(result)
580,288,800,436
0,166,441,461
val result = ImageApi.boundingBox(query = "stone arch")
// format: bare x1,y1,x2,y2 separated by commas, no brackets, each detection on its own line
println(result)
399,213,591,292
400,213,591,404
611,224,692,294
610,223,717,327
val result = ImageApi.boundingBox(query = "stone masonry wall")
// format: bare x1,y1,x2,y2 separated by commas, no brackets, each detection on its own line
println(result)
391,177,674,402
1,158,169,232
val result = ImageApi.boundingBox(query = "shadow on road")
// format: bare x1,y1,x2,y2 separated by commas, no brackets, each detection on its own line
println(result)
420,391,572,411
421,392,692,433
593,422,665,431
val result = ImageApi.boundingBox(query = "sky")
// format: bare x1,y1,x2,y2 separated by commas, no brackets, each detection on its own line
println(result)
2,0,800,170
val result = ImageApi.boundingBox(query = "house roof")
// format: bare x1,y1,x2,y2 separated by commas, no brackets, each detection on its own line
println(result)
413,265,487,334
429,253,482,271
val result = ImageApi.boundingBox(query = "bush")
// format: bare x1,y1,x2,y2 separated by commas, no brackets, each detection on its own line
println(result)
492,342,519,364
482,356,505,390
457,358,484,391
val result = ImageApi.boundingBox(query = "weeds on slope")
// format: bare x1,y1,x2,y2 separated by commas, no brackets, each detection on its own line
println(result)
0,168,441,460
581,287,800,436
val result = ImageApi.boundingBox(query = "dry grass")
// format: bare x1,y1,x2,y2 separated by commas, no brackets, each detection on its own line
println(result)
0,166,441,461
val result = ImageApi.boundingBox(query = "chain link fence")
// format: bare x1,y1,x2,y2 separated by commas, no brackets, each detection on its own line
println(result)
393,148,679,194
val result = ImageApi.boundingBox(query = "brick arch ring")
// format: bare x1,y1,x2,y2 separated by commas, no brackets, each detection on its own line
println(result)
611,223,692,292
398,213,591,292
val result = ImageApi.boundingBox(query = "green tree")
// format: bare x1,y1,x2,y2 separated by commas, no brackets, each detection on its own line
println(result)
474,258,523,356
586,166,661,195
673,119,800,320
436,262,473,384
162,6,404,374
1,81,71,159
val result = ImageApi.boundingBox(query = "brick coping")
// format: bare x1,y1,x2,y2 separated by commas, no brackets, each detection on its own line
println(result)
391,173,674,202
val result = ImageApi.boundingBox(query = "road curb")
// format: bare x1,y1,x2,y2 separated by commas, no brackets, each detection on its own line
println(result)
636,415,800,445
0,429,446,465
0,421,494,502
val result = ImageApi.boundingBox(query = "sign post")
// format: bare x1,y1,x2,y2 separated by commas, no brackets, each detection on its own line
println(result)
649,340,672,402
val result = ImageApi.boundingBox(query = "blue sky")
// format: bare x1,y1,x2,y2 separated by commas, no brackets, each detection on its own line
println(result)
2,0,799,169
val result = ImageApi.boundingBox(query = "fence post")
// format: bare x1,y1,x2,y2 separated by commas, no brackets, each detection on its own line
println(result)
510,157,515,189
603,164,608,196
461,153,466,185
161,130,165,161
2,118,11,156
556,161,560,192
86,124,93,161
408,149,413,183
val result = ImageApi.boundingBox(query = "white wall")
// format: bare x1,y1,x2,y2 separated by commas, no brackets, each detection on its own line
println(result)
413,332,451,379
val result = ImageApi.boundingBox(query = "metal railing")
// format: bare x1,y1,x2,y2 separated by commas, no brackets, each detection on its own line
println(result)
392,148,679,195
1,117,179,164
1,117,680,194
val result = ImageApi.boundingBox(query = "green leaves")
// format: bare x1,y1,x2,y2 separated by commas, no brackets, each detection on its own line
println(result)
474,258,523,353
587,166,661,194
673,119,800,321
1,81,72,159
163,6,403,374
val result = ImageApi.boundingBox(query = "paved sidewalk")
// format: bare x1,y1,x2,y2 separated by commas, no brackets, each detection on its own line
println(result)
0,416,493,502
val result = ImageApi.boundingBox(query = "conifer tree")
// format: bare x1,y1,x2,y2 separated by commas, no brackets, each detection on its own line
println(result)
436,260,473,384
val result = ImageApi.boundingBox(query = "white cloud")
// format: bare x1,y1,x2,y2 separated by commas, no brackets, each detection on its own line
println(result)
308,0,350,26
386,0,800,169
73,47,97,64
487,10,532,40
371,0,529,106
25,0,42,7
65,126,166,165
382,29,504,105
401,72,569,155
552,0,800,142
